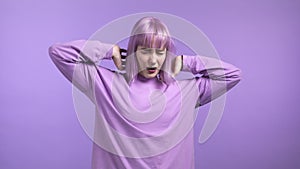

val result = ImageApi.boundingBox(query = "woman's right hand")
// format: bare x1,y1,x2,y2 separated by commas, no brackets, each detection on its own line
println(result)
112,45,126,70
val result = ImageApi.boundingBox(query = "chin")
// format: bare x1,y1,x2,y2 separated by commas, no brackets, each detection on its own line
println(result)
142,73,156,78
140,71,159,78
147,74,158,78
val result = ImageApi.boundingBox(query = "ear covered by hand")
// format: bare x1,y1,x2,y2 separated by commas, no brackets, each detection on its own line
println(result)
171,55,183,77
112,45,127,70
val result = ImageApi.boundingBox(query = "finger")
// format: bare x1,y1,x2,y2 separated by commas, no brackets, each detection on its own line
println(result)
119,59,125,70
121,54,126,59
120,49,127,59
120,48,127,53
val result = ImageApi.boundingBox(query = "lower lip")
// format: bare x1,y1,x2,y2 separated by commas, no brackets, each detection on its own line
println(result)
147,69,156,74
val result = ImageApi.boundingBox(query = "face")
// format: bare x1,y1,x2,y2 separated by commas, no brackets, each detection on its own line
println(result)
136,45,167,78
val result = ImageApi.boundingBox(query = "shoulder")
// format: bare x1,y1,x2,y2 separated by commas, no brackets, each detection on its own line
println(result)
95,66,126,83
176,78,198,87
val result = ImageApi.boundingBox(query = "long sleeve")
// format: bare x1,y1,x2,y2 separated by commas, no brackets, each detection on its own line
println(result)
48,40,114,103
182,55,242,106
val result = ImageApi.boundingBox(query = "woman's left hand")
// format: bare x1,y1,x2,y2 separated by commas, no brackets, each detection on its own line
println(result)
171,55,183,77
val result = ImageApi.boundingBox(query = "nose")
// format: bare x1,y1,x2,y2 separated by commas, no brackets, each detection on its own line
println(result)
148,52,158,65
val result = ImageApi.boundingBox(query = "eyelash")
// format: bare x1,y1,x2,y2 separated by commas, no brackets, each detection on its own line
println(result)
140,50,165,55
141,50,150,54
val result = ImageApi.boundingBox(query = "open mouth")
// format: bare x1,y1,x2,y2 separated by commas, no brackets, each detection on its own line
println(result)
147,67,157,70
146,67,157,74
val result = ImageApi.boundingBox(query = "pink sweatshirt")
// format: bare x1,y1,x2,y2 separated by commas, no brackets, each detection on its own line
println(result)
49,40,241,169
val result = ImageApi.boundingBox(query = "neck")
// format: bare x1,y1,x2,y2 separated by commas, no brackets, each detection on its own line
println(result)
136,74,158,82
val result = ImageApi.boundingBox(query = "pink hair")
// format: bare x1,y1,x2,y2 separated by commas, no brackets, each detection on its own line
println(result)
125,16,176,85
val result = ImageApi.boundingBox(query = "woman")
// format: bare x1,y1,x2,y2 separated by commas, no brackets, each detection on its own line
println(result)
49,16,241,169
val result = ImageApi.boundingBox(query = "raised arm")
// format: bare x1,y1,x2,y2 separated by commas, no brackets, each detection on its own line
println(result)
182,55,242,106
48,40,114,103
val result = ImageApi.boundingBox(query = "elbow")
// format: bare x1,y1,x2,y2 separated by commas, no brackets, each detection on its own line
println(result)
229,67,242,87
224,67,242,91
237,68,242,82
234,67,242,82
48,44,62,61
49,43,59,53
48,44,57,58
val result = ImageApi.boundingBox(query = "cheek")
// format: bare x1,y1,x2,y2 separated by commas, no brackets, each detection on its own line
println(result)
136,54,147,67
158,56,166,65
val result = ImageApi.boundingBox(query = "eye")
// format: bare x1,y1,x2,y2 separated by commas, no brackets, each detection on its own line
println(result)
156,50,166,56
139,48,152,54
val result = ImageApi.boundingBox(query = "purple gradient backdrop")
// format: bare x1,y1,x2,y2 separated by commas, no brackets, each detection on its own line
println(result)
1,0,300,168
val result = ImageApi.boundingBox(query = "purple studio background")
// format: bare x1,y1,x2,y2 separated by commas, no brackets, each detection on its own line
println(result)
1,0,300,169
